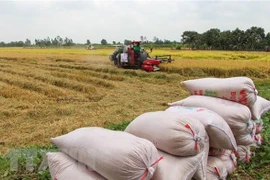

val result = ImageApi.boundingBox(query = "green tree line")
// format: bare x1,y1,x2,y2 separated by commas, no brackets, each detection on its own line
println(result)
1,26,270,51
181,26,270,51
123,27,270,51
0,36,75,48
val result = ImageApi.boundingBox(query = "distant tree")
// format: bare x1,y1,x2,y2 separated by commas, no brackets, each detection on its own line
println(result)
181,31,200,49
124,39,131,45
101,39,107,45
25,39,31,46
163,39,171,44
63,37,74,46
56,36,63,46
87,39,91,45
35,39,38,46
44,37,51,47
231,28,245,50
139,36,147,43
219,30,232,50
0,41,5,47
266,32,270,45
143,36,147,43
153,37,163,44
244,26,265,50
17,41,25,47
202,28,221,49
51,37,58,46
35,39,44,47
112,41,116,45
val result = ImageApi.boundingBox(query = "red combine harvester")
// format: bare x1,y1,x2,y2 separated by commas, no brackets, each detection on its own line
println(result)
109,41,173,72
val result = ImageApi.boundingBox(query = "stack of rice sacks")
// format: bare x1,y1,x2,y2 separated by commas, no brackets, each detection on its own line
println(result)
125,111,209,179
167,77,270,179
125,108,239,180
45,76,270,180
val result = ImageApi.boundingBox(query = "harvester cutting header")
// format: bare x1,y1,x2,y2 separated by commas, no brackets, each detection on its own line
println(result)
109,41,173,72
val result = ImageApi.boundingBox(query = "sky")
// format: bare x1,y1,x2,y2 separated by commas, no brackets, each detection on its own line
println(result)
0,0,270,44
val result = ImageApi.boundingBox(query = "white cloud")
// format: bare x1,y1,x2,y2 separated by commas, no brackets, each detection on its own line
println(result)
0,0,270,44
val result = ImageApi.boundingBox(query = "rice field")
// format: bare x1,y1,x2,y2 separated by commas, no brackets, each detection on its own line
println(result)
0,48,186,155
0,47,270,179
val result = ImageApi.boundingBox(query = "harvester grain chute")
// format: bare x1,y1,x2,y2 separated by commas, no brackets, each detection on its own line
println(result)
109,41,173,72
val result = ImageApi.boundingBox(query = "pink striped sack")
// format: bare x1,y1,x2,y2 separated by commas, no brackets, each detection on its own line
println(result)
181,77,257,106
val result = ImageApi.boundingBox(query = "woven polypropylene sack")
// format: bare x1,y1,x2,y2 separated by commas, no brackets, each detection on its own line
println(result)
47,152,106,180
165,106,237,151
181,77,257,106
51,127,161,180
193,134,209,180
206,156,228,180
237,145,252,163
209,148,237,175
152,150,205,180
235,120,256,146
168,95,254,146
254,134,263,146
125,111,206,156
254,119,263,134
250,96,270,120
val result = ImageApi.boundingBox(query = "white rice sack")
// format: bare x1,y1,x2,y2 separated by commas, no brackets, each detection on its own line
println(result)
206,156,228,180
165,106,237,150
125,111,206,156
193,134,209,180
250,96,270,120
51,127,161,180
47,152,106,180
168,95,254,146
152,150,205,180
234,120,256,146
235,129,256,146
254,119,263,134
236,145,252,163
181,77,257,106
254,134,263,146
209,148,237,175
